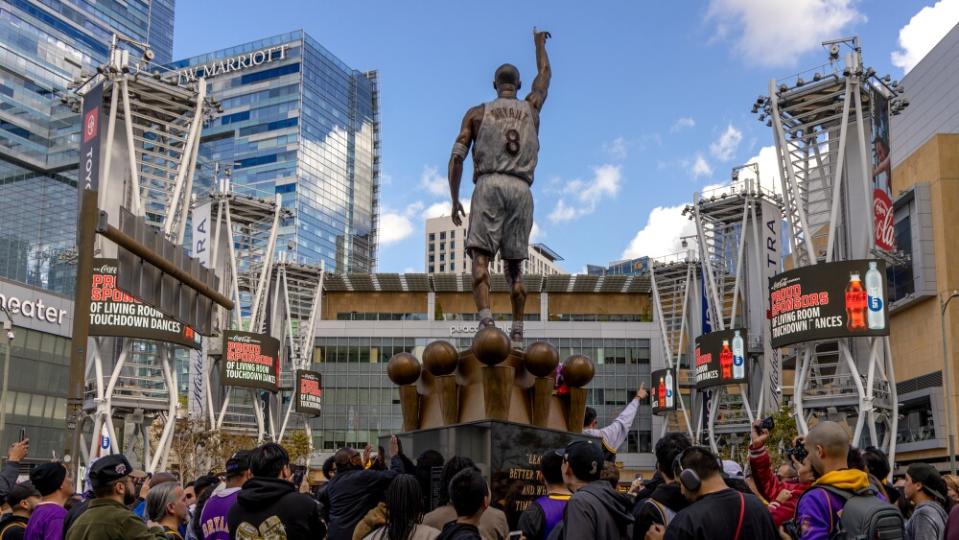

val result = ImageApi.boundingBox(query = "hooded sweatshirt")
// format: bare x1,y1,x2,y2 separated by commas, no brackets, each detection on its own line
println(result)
226,477,325,540
795,468,874,540
561,480,634,540
632,481,689,540
748,443,811,526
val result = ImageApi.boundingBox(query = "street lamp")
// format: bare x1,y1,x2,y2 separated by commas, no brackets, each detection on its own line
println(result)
941,290,959,476
0,304,14,445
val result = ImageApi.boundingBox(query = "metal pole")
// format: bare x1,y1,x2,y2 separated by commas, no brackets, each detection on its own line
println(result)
0,306,13,444
941,291,959,476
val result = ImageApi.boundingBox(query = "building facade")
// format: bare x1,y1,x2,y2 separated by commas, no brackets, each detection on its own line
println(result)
308,272,661,472
169,31,380,273
874,22,959,466
587,256,650,277
425,214,563,275
0,277,74,459
0,0,175,296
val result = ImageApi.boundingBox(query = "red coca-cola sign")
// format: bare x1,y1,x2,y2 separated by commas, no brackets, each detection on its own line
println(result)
873,189,895,252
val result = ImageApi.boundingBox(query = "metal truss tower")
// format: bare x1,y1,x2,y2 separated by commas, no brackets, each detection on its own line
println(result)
754,37,902,461
203,181,291,441
76,35,214,471
649,254,697,441
274,259,325,463
688,176,784,453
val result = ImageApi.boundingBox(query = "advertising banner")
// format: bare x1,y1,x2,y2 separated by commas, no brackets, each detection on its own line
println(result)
871,91,895,252
294,370,323,416
89,258,201,349
695,328,748,389
769,259,889,348
222,330,280,391
700,270,712,334
650,368,677,414
187,202,214,418
78,82,103,202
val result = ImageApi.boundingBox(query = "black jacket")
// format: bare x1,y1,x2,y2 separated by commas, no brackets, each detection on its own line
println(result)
435,521,482,540
226,477,326,540
0,514,28,540
318,456,403,540
632,482,689,540
561,481,634,540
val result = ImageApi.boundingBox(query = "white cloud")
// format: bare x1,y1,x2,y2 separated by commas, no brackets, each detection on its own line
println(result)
529,222,544,243
737,145,782,194
891,0,959,72
622,204,698,259
709,125,743,161
548,164,623,223
690,154,713,179
706,0,865,67
378,202,425,246
603,136,629,160
420,165,448,196
379,212,415,246
671,117,696,132
423,198,471,220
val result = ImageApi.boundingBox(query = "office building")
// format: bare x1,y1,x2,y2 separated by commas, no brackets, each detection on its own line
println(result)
169,31,380,272
311,272,660,473
0,277,73,460
0,0,176,296
587,256,650,277
885,22,959,466
425,214,563,275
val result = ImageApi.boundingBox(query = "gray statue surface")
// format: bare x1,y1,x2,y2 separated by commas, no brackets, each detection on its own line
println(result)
447,29,551,346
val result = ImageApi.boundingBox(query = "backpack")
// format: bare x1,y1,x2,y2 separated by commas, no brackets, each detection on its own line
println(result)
642,498,677,527
817,486,905,540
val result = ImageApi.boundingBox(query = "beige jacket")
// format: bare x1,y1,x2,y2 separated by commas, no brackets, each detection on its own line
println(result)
422,505,508,540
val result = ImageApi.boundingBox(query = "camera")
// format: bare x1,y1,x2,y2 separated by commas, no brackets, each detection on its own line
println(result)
786,439,809,464
781,519,801,540
755,416,775,433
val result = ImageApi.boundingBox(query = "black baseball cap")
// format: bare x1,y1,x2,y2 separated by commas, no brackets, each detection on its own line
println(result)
226,450,252,476
5,482,40,507
555,440,603,482
89,454,134,489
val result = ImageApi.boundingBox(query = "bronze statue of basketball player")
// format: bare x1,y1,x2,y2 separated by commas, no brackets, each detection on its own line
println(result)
448,29,551,347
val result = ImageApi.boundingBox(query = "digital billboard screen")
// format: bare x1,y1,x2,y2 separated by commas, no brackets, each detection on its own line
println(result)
769,259,888,348
650,368,677,414
221,330,281,391
695,328,748,389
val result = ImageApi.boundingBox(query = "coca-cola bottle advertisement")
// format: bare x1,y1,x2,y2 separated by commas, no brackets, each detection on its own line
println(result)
694,328,749,390
651,368,677,414
769,259,889,348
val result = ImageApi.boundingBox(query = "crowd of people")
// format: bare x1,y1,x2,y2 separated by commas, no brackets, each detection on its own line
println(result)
3,413,959,540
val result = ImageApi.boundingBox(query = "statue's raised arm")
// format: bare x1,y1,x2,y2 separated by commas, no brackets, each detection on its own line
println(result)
526,28,551,112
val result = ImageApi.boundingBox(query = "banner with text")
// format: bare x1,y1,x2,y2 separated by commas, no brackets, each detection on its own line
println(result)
222,330,280,391
78,82,103,207
294,370,323,416
89,258,201,349
650,368,677,414
871,91,895,252
187,202,214,418
695,328,749,389
769,259,889,348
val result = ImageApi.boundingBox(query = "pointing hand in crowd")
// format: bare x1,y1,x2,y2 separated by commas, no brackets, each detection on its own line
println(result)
635,382,648,401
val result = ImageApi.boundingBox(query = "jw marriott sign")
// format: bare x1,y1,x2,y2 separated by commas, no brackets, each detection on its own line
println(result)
175,44,290,85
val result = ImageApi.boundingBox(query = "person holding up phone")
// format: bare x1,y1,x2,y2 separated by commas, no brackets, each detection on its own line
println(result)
1,440,29,507
747,419,812,527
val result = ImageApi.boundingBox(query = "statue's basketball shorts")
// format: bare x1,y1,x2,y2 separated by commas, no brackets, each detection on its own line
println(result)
466,173,533,261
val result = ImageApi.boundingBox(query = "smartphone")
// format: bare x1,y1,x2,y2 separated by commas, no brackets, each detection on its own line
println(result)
18,428,25,442
508,532,522,540
292,467,306,487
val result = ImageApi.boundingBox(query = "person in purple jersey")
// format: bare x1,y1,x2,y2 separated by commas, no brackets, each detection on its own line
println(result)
198,451,252,540
24,463,73,540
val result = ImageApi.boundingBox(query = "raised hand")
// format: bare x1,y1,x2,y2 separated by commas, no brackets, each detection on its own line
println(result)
533,27,552,46
635,382,648,401
7,440,28,462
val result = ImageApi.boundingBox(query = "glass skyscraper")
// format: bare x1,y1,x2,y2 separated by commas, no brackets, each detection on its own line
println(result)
0,0,176,295
169,31,380,272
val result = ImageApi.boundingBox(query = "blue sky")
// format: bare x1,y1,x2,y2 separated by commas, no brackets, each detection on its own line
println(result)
174,0,957,273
